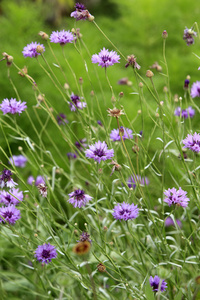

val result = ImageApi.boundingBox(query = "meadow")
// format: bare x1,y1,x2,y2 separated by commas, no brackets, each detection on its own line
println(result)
0,0,200,299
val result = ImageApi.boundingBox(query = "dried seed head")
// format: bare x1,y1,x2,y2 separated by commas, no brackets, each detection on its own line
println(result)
150,61,162,72
125,54,141,69
36,45,45,54
38,31,49,40
107,107,124,118
146,70,154,78
110,160,122,176
97,263,106,272
18,66,28,77
37,94,45,102
64,83,70,90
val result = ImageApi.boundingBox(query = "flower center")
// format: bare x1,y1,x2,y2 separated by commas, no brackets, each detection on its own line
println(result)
101,56,111,63
5,195,11,203
74,189,85,200
42,250,50,258
4,211,13,219
94,149,105,157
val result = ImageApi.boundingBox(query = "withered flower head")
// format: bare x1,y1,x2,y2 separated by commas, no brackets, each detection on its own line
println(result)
97,263,106,272
37,183,47,198
18,66,28,77
107,107,124,118
73,241,91,255
38,31,49,40
110,160,122,176
71,28,82,41
125,55,141,69
1,52,13,67
150,61,162,72
146,70,154,78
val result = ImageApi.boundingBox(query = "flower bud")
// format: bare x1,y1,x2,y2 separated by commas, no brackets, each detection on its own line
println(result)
36,45,45,54
97,263,106,272
38,31,49,40
162,30,168,39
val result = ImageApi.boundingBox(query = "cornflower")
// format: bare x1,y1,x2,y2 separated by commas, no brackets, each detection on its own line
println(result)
92,48,120,68
0,98,27,115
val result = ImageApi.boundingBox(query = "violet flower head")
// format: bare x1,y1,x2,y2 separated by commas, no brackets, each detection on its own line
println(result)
164,187,190,208
77,231,92,243
113,202,139,221
0,169,17,189
67,152,77,160
56,113,69,125
50,30,74,45
70,3,91,21
92,48,120,68
0,188,23,206
0,98,27,115
35,243,57,264
68,189,92,208
110,127,133,141
149,275,167,292
174,107,181,117
9,155,27,168
22,42,45,58
183,27,197,46
174,107,195,119
0,205,21,224
27,175,45,186
127,175,149,189
75,138,87,151
165,217,182,228
191,81,200,98
69,93,87,111
182,132,200,153
97,120,103,127
85,141,114,163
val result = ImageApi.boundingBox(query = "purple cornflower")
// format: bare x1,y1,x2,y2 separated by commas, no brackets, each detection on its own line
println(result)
183,27,197,46
50,30,74,45
68,189,92,208
149,275,167,292
22,42,45,58
85,141,114,163
191,81,200,98
70,3,91,21
174,107,195,119
165,217,182,228
0,98,27,115
164,187,190,208
174,107,181,117
69,93,87,111
27,175,45,186
110,127,133,141
92,48,120,68
0,205,21,224
127,175,149,189
35,243,57,264
0,188,23,206
0,169,17,189
77,231,92,243
113,202,139,221
56,113,69,125
75,138,87,151
182,132,200,153
9,155,27,168
67,152,77,159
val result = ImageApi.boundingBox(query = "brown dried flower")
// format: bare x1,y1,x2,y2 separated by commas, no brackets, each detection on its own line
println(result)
97,263,106,273
107,107,124,118
125,55,141,69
